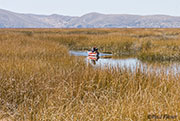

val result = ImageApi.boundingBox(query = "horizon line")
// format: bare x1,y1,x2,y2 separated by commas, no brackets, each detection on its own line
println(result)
1,8,180,17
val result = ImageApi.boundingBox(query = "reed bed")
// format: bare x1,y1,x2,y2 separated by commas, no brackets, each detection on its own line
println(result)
0,29,180,120
3,28,180,61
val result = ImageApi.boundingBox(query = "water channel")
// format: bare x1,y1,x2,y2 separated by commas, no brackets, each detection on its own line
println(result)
70,50,180,75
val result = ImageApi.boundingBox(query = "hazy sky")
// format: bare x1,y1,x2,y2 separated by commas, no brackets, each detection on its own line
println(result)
0,0,180,16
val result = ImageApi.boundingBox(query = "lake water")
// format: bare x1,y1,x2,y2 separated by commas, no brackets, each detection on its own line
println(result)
70,51,180,75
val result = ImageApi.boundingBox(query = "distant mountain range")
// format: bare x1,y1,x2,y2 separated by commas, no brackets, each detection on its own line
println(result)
1,9,180,28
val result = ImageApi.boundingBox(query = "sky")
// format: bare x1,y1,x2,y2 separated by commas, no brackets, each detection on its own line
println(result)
0,0,180,16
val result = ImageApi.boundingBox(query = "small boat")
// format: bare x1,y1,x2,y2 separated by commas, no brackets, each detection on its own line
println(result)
88,56,99,60
88,51,99,56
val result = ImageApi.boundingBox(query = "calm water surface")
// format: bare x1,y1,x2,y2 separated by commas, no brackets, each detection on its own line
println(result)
70,51,180,75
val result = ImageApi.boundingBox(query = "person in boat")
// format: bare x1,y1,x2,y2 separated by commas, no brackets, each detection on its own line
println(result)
92,46,98,53
92,47,96,52
90,46,99,56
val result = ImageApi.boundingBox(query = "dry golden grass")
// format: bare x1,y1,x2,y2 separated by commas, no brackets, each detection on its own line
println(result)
4,28,180,60
0,29,180,120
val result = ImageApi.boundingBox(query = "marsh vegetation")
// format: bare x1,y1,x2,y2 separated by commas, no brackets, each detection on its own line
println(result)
0,28,180,120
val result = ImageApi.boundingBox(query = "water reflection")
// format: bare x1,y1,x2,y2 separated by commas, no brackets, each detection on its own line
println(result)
69,50,180,75
87,56,99,65
87,57,140,69
70,51,139,68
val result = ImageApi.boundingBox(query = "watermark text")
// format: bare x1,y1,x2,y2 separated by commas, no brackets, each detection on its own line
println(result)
148,114,177,120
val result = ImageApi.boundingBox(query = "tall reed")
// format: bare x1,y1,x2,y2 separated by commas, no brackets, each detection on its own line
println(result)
0,29,180,120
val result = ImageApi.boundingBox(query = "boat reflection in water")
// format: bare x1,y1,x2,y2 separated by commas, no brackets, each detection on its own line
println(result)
88,56,99,65
70,50,180,75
